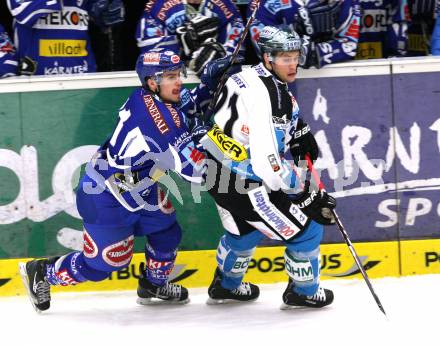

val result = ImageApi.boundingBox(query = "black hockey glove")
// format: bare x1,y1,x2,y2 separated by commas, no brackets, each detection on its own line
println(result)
200,55,244,91
19,56,37,76
299,35,318,69
90,0,125,28
288,118,319,166
290,181,336,225
176,15,219,57
189,38,227,76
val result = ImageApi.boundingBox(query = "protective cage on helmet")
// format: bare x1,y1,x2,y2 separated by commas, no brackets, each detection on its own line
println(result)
136,49,186,87
257,26,307,65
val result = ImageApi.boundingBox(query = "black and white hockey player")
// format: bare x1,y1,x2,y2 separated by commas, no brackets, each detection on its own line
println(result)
200,26,337,308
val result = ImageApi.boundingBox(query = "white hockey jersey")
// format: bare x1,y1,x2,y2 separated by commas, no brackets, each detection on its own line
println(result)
201,63,300,192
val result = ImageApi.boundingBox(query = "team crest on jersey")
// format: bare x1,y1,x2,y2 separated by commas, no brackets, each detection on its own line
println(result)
264,0,292,15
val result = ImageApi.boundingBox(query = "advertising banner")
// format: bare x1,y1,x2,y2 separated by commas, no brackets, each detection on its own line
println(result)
1,63,440,265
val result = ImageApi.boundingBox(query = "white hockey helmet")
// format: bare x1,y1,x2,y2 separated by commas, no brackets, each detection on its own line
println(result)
257,26,306,65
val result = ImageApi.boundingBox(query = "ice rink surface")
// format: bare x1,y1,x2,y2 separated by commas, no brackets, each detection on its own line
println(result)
1,275,439,346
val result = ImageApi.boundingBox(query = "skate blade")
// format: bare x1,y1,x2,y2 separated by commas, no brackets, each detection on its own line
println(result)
19,262,42,314
280,302,323,310
136,297,190,306
206,297,258,305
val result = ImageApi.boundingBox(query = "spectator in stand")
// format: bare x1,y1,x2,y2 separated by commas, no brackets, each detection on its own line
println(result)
432,1,440,54
0,23,18,77
6,0,125,75
248,0,361,69
407,0,438,55
136,0,244,76
356,0,410,60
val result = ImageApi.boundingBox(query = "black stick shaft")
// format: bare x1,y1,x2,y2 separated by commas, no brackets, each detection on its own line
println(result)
204,0,261,122
305,155,387,316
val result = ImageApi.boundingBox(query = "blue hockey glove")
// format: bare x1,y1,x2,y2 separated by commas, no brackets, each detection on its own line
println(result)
191,121,211,144
200,55,244,91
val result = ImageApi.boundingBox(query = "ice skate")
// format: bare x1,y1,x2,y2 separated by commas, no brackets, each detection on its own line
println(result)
206,268,260,305
19,258,53,313
281,279,334,310
137,276,189,305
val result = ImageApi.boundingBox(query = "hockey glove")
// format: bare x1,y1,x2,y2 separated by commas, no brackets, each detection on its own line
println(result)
288,118,319,166
299,35,318,69
200,55,244,91
290,181,336,225
90,0,125,28
19,56,37,76
176,15,219,57
189,38,227,76
191,123,211,145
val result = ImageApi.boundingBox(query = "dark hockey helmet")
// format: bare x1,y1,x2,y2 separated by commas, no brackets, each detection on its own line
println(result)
257,26,306,64
136,48,186,87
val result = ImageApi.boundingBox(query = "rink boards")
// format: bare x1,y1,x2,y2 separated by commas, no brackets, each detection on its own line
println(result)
1,57,440,295
1,238,439,297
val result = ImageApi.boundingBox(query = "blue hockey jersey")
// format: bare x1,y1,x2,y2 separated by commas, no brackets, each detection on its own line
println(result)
248,0,361,67
356,0,409,59
0,24,18,77
7,0,98,75
88,86,206,211
136,0,244,56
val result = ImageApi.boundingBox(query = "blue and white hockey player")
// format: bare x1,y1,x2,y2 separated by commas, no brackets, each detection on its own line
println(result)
0,24,18,77
18,49,218,312
6,0,125,75
248,0,361,68
200,26,337,308
136,0,244,75
357,0,409,59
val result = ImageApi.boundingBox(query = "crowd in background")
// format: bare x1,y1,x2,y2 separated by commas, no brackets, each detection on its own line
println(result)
1,0,440,79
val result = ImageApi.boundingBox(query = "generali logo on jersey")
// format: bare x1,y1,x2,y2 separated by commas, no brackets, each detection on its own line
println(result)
143,94,170,134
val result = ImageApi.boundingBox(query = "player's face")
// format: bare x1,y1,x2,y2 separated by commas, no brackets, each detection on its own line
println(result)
159,69,183,103
271,51,300,83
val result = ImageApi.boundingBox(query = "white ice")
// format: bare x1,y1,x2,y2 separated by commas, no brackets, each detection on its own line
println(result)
1,275,439,346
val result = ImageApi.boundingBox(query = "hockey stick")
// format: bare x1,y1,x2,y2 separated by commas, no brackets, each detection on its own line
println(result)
304,154,387,316
203,0,261,123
